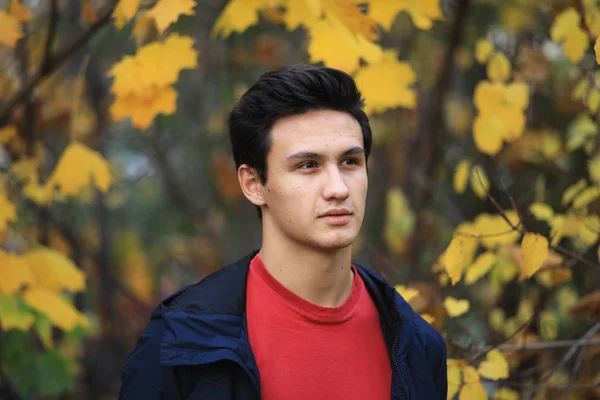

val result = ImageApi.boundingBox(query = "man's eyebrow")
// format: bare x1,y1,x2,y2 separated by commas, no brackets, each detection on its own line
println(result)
286,147,365,161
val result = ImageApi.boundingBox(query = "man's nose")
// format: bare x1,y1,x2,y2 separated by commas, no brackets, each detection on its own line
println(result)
322,166,350,200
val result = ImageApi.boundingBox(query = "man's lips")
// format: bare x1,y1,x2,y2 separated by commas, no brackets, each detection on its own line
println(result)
319,209,352,217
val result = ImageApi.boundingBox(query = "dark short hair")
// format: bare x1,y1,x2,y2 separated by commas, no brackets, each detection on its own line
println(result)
228,65,372,216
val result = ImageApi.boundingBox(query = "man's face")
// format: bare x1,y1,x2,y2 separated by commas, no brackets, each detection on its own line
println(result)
259,109,368,251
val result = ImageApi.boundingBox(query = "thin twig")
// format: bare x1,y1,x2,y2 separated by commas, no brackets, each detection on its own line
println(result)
0,0,119,125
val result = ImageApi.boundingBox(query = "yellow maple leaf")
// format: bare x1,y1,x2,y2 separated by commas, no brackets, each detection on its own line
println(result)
323,0,378,41
394,285,419,302
0,11,23,48
472,114,505,155
368,0,407,31
24,248,85,293
520,232,549,279
354,51,415,113
109,34,198,97
475,38,494,63
283,0,321,30
503,81,529,110
444,297,470,317
308,15,383,73
460,365,487,400
211,0,274,38
0,251,35,295
464,251,496,284
454,160,471,193
487,52,511,83
0,292,35,331
595,38,600,64
473,81,505,113
22,287,88,331
113,0,141,29
45,142,113,199
147,0,196,34
478,349,509,380
9,0,32,23
0,193,17,234
110,85,178,129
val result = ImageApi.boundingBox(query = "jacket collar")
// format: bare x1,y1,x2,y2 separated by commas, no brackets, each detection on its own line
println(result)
158,250,414,369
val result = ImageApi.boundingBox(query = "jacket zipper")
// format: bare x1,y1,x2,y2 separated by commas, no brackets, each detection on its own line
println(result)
392,296,410,400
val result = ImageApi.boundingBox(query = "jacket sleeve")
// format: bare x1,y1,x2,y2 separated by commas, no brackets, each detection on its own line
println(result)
119,311,181,400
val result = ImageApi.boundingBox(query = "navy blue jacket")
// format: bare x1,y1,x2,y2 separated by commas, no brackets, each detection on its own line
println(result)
119,251,447,399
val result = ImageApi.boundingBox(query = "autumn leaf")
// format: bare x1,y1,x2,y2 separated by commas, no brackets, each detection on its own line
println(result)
0,125,17,144
0,251,35,295
9,0,33,23
460,365,487,400
113,0,141,29
45,142,113,199
470,165,489,199
323,0,378,41
529,202,554,222
394,285,419,302
572,185,600,208
562,179,587,205
147,0,196,34
465,251,496,284
550,8,589,64
22,287,88,331
520,233,549,279
110,85,178,129
447,361,462,400
420,314,435,324
442,223,479,284
453,160,471,194
109,34,198,97
475,39,493,63
0,11,23,48
475,212,521,249
23,247,86,293
308,15,383,73
283,0,321,30
354,51,416,113
595,38,600,64
493,387,519,400
384,187,415,254
0,292,35,331
487,52,511,83
211,0,275,38
444,297,470,317
368,0,442,31
478,349,509,380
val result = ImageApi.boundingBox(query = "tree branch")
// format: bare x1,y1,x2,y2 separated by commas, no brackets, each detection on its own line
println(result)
0,0,118,126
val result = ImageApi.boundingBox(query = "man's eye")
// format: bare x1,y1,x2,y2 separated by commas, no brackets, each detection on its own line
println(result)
342,158,359,166
298,161,318,169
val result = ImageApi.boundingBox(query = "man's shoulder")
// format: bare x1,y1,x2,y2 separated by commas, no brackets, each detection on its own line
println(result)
162,250,258,314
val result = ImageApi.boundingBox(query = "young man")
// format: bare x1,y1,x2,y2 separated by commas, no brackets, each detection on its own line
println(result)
119,65,447,400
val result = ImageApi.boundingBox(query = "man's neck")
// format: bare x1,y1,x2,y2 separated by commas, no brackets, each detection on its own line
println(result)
258,241,355,308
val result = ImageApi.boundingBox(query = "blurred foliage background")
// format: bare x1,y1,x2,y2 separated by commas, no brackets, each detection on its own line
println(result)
0,0,599,399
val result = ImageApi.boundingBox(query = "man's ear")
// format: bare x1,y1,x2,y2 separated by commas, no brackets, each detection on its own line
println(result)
238,165,266,207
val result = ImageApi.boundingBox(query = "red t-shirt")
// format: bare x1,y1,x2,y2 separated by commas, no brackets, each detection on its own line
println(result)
246,254,392,400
